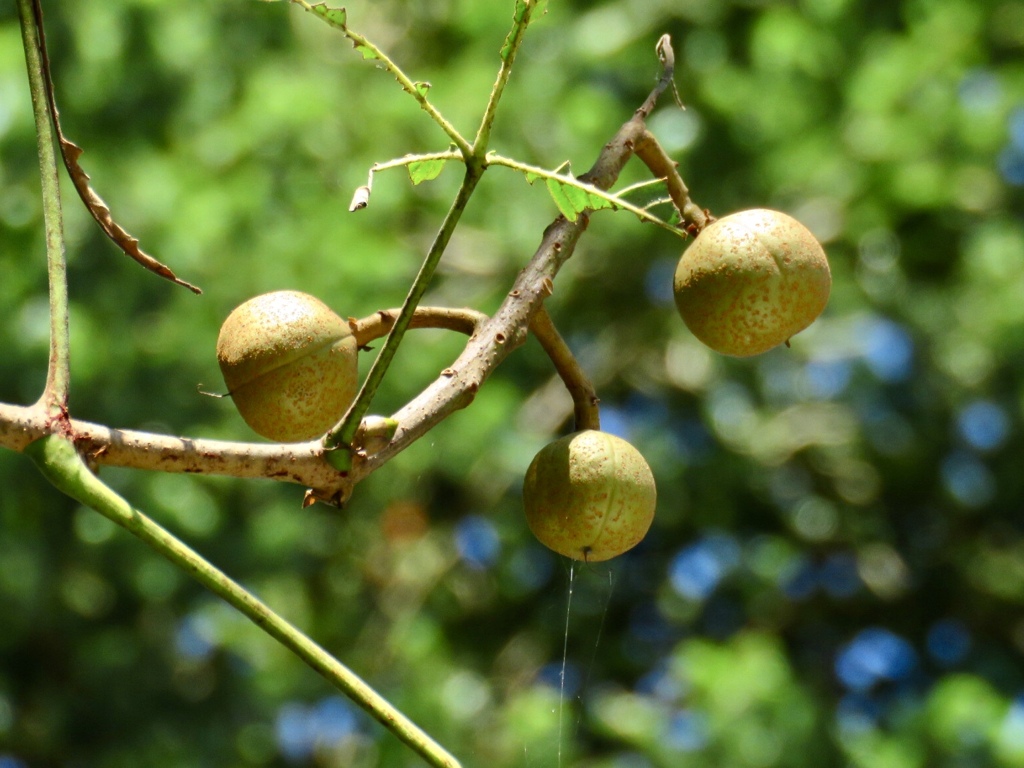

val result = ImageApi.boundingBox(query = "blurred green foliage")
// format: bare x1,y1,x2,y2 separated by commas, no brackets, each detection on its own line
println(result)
1,0,1024,766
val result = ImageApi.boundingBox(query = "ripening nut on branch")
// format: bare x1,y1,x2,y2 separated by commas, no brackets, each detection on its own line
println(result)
523,430,657,561
216,291,359,442
673,209,831,357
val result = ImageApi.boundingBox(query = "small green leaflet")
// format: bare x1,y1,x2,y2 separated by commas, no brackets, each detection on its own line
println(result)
500,0,543,61
500,0,527,61
527,159,568,185
544,177,615,221
616,177,671,206
309,4,347,28
354,43,379,61
408,159,447,185
487,152,684,236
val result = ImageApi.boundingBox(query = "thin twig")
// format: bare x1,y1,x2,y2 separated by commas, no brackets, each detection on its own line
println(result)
473,0,541,155
350,151,464,211
323,171,484,464
292,1,472,158
2,400,355,502
1,36,683,506
1,307,488,506
637,34,677,119
350,306,488,348
349,37,679,481
26,0,200,293
486,152,682,235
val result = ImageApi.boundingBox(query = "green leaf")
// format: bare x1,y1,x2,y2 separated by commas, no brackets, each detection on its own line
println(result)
544,176,617,221
354,44,378,60
617,178,671,207
309,3,347,28
545,178,581,221
408,159,447,185
487,153,680,235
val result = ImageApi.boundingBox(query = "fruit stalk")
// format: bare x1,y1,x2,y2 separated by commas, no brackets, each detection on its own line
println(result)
529,304,601,432
634,128,710,234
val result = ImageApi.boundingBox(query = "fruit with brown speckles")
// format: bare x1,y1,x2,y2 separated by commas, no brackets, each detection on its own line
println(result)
673,209,831,357
523,430,656,561
217,291,358,442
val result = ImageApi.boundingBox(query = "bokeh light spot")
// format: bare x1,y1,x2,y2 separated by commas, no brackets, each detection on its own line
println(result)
804,358,852,399
455,515,500,570
958,69,1002,114
940,451,997,508
836,692,880,735
666,709,709,752
175,613,217,661
536,662,581,699
999,146,1024,186
669,533,740,601
956,400,1009,451
645,258,677,307
820,553,861,598
927,619,971,667
835,627,918,691
861,318,914,382
442,671,491,721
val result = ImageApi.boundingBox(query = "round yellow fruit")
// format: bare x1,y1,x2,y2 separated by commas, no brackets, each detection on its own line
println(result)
216,290,358,442
523,430,656,562
673,209,831,357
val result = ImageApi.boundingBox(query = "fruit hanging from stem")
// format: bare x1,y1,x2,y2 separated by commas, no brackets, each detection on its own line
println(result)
216,290,359,442
523,430,656,562
673,208,831,357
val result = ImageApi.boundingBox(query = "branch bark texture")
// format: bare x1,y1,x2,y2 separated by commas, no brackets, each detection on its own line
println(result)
1,37,680,507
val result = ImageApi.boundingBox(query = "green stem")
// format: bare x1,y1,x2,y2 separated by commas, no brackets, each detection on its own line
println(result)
473,0,540,155
292,0,472,158
25,434,462,768
324,170,483,462
18,0,69,417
